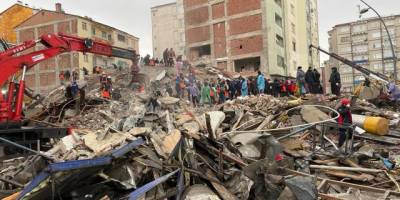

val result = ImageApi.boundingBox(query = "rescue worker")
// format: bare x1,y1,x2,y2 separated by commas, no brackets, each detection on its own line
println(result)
241,77,248,97
337,98,352,150
71,81,79,96
201,82,211,106
100,72,107,90
257,71,266,95
329,67,341,96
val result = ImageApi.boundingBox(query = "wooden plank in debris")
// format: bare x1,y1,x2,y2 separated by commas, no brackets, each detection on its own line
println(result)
162,129,181,155
324,170,375,182
354,134,400,145
310,165,383,173
286,169,400,195
206,170,239,200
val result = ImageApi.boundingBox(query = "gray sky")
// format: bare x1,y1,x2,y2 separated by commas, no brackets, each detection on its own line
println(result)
1,0,400,62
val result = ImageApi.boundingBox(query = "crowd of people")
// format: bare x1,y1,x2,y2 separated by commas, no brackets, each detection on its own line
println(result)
141,48,177,67
296,66,324,97
173,68,326,107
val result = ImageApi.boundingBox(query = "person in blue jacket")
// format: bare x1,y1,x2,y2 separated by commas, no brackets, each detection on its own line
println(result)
241,77,248,97
257,71,266,95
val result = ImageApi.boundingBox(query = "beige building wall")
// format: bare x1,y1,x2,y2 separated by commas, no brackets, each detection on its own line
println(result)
283,0,319,77
151,2,185,60
328,15,400,92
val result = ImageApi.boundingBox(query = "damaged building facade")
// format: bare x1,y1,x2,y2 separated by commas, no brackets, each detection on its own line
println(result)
179,0,320,77
13,3,139,94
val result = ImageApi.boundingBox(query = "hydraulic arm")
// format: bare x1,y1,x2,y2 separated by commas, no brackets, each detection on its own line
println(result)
0,33,138,124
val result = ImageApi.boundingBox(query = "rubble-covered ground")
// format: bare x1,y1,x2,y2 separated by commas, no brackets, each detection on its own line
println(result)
2,66,400,200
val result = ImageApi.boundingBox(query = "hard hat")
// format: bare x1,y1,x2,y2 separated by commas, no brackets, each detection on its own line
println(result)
107,76,111,79
341,98,350,106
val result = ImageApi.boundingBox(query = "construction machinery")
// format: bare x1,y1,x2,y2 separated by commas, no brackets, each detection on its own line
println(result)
310,45,393,100
0,33,139,153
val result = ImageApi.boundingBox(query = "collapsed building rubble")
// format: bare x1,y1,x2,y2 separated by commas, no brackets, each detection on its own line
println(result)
2,67,400,200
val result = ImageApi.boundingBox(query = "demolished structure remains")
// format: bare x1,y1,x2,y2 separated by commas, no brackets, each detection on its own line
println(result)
1,60,400,200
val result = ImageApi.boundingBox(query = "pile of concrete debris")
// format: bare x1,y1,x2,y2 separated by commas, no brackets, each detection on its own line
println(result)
3,68,400,199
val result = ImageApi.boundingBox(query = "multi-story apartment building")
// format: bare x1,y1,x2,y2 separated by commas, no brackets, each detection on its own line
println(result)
151,1,186,60
13,3,139,94
0,2,37,44
328,15,400,92
179,0,319,77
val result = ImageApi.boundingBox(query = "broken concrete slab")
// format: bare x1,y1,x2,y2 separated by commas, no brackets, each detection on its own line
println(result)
82,130,129,154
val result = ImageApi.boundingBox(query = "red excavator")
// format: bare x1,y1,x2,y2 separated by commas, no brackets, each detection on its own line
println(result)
0,33,139,153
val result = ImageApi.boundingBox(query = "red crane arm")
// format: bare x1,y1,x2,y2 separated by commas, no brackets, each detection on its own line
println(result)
0,33,138,123
0,33,119,87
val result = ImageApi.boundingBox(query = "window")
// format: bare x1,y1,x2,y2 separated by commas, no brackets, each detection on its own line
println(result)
369,22,379,29
82,22,87,31
352,25,367,32
275,13,282,27
291,23,295,34
373,53,382,59
84,54,88,62
102,31,107,39
108,34,112,41
117,34,126,42
292,41,296,52
373,63,382,70
385,62,395,71
353,35,367,43
276,34,284,47
92,27,96,35
353,55,368,61
384,50,394,58
338,46,351,53
339,26,350,33
277,55,284,67
353,45,368,52
340,36,350,43
372,31,381,39
274,0,282,7
372,42,381,49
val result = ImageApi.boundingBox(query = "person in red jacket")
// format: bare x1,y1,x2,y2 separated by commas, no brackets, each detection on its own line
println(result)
337,98,352,148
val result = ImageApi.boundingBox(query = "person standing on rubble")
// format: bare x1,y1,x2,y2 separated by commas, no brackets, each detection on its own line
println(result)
163,48,169,67
168,48,176,67
305,67,315,94
188,83,199,107
176,55,183,76
175,76,181,98
329,67,341,96
257,71,266,95
296,66,306,97
201,81,211,106
336,98,353,151
241,77,248,97
218,80,226,103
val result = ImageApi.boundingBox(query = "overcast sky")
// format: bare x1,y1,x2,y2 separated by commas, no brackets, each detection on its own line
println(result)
1,0,400,63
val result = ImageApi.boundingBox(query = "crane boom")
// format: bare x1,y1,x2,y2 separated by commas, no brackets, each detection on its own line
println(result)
0,33,139,123
309,44,389,85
